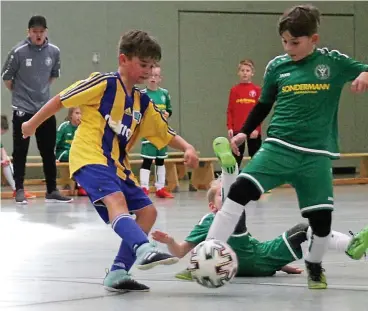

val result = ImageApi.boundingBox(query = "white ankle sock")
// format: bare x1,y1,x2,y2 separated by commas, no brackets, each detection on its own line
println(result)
3,164,15,190
206,198,244,242
221,164,239,200
155,165,165,190
139,168,150,189
307,227,352,253
329,230,352,252
305,229,331,263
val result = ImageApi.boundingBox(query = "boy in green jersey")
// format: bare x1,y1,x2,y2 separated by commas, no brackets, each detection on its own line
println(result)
55,107,87,196
56,108,81,162
139,63,174,198
205,4,368,290
152,138,367,280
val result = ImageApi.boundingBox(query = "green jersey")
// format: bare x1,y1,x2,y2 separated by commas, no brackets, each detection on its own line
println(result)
260,48,368,159
142,87,172,144
56,121,78,161
143,87,172,115
185,213,263,276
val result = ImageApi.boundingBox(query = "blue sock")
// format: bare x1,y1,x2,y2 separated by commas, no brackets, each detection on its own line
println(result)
111,239,136,272
111,214,149,257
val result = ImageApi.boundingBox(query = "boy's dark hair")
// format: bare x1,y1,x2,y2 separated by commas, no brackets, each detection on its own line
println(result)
118,30,161,62
278,4,321,37
1,115,9,131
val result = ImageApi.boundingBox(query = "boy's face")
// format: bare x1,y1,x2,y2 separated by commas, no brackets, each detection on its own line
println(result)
28,27,47,46
119,55,156,85
237,64,253,83
71,108,82,126
208,185,223,214
147,67,162,89
281,31,319,61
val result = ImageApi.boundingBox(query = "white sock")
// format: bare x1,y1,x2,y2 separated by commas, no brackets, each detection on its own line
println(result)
139,168,150,189
329,230,352,252
3,164,15,190
221,164,239,200
305,229,331,263
307,227,351,253
206,198,244,242
155,165,165,190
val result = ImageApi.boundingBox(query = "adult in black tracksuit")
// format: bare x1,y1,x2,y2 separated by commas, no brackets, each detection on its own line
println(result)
1,15,71,204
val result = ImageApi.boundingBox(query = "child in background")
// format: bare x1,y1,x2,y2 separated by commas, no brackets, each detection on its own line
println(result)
227,59,262,169
55,108,86,196
56,108,81,162
139,64,174,198
1,115,35,200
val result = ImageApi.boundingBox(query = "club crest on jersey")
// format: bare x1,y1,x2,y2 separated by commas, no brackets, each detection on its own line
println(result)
45,57,52,66
133,111,142,124
104,114,132,140
314,64,330,80
249,90,257,98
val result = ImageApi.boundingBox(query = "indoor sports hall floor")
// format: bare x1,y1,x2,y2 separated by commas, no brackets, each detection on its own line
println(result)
1,185,367,311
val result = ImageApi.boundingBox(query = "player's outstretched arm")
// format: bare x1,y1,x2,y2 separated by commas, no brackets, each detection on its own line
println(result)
151,230,195,258
168,135,199,169
351,72,368,93
22,95,63,138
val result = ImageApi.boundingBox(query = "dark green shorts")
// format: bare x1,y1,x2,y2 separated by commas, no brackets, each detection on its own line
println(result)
141,141,167,159
241,142,334,215
237,232,303,277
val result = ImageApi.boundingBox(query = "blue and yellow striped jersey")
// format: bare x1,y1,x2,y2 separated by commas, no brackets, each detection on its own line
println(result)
59,71,176,184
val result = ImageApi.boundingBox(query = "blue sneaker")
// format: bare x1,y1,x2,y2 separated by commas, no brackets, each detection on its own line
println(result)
136,243,179,270
103,269,149,292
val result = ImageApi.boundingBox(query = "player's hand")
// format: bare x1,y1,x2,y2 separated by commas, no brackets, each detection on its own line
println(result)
151,230,174,244
231,133,247,156
250,130,259,139
280,265,304,274
1,159,10,166
22,121,36,139
228,129,234,139
162,110,170,119
351,72,368,93
184,146,199,169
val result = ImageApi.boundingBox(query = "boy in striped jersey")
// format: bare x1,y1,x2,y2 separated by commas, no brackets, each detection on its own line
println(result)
22,30,199,292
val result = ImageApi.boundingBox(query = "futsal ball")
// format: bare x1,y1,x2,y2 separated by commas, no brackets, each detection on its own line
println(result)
188,239,238,289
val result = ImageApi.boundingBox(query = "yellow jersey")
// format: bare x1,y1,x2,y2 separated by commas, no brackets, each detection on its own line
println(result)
59,72,176,184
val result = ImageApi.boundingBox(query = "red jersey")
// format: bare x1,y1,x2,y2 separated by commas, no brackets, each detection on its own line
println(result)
227,82,262,133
